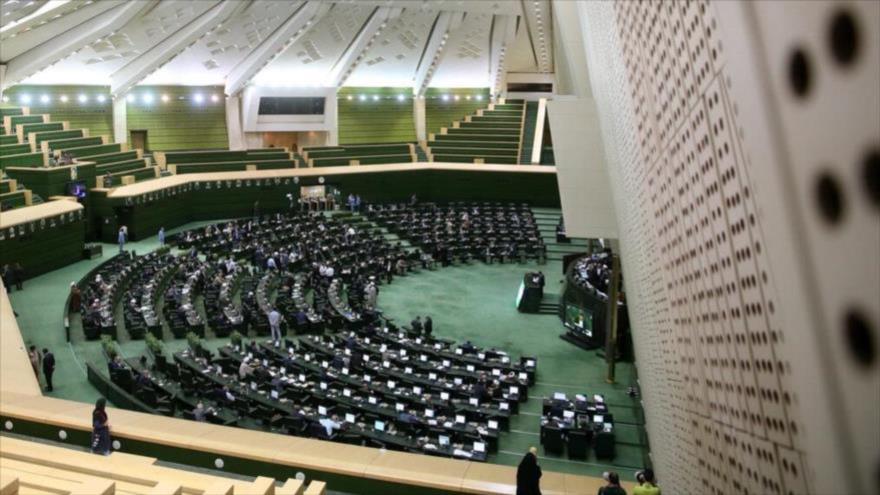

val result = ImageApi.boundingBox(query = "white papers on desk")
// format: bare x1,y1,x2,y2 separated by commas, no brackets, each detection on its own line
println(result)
453,449,471,458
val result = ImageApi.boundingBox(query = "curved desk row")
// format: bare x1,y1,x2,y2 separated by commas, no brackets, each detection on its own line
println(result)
0,282,625,494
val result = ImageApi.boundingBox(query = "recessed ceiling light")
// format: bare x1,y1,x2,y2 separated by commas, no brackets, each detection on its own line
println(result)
161,94,170,102
211,94,220,103
96,95,106,103
77,94,87,103
142,93,154,104
193,93,204,103
59,95,69,103
40,94,50,103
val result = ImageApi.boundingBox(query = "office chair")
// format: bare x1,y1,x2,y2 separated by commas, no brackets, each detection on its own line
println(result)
567,430,589,460
543,426,566,455
593,431,616,460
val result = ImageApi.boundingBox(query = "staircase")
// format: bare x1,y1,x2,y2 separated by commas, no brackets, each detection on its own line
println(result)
519,101,539,164
533,207,593,262
425,100,525,164
414,143,429,162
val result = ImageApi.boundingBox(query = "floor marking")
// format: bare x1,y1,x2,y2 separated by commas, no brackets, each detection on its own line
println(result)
518,411,541,417
68,341,86,375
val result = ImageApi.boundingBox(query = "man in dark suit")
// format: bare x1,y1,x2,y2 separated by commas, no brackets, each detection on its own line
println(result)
42,348,56,392
423,316,433,337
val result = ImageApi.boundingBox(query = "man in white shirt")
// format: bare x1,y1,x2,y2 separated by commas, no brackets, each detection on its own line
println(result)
268,308,282,343
318,415,341,437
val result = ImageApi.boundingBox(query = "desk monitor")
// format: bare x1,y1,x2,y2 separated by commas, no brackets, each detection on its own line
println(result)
593,415,604,423
380,344,387,352
553,392,566,400
374,420,385,432
364,338,371,344
526,359,535,367
321,360,329,368
395,403,405,412
387,380,396,389
345,413,356,423
425,409,435,418
492,368,501,376
420,355,428,362
478,353,485,360
455,348,463,355
400,350,407,356
304,354,311,362
342,367,349,375
298,374,306,382
473,442,486,453
442,360,451,367
320,382,328,390
594,394,604,403
404,367,413,374
270,390,279,399
413,386,422,395
469,398,479,406
343,388,352,397
439,435,450,446
415,338,422,344
280,367,286,375
453,378,463,385
500,402,510,411
441,392,450,400
466,365,475,372
288,347,294,354
383,360,391,368
519,372,528,381
262,359,269,367
429,373,438,380
216,365,222,374
250,382,257,390
363,355,370,362
509,386,519,394
488,420,499,430
434,343,442,350
318,406,328,416
455,414,466,424
368,396,378,404
563,410,575,419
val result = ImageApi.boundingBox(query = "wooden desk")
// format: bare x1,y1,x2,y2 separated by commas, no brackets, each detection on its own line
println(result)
0,199,82,229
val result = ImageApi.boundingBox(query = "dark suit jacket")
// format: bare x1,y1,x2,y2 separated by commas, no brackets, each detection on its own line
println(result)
42,353,55,373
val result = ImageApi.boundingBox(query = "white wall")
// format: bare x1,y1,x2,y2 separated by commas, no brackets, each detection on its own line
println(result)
240,86,338,145
546,96,617,238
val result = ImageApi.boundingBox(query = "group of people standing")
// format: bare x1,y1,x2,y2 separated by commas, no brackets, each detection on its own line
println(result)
1,263,25,291
27,345,56,391
516,446,661,494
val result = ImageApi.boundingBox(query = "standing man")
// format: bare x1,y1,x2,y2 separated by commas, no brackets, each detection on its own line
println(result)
158,227,166,246
12,263,24,290
268,307,282,344
423,316,433,338
28,345,42,383
117,227,127,253
42,348,56,392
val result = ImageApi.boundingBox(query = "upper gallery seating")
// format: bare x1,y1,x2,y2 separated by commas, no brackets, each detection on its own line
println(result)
300,142,416,167
0,434,327,495
365,202,546,264
157,148,298,174
425,100,525,165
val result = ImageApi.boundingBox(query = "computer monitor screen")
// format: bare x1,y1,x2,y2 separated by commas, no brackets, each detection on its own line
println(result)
441,392,450,400
298,374,306,382
488,420,499,430
500,402,510,410
395,403,404,411
320,382,327,390
593,415,604,423
270,390,279,399
413,386,422,395
469,398,479,406
425,409,435,418
343,388,351,397
473,442,486,453
454,378,462,385
318,406,327,416
438,435,450,446
553,392,566,400
563,410,575,419
345,413,355,423
387,380,396,389
374,420,385,432
509,386,519,394
455,414,465,424
368,396,377,404
404,367,413,374
466,365,475,372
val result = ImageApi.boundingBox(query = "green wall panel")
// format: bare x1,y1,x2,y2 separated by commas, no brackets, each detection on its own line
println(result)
3,85,114,137
0,216,85,279
424,87,490,137
337,87,416,144
126,86,228,151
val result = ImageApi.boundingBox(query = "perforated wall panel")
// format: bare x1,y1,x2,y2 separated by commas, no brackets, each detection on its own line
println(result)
573,0,880,493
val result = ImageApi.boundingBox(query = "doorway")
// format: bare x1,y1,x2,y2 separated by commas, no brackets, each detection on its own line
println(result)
130,130,148,151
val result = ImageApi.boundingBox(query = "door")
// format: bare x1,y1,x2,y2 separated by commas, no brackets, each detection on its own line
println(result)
130,130,148,151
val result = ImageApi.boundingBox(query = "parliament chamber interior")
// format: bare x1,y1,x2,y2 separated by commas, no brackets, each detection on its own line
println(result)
0,1,877,494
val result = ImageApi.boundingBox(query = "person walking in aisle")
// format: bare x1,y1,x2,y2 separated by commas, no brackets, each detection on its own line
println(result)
42,348,56,392
516,446,542,495
91,398,111,455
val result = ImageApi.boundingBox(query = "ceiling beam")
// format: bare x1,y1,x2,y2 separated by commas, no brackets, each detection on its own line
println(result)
325,6,401,88
412,11,464,97
2,0,157,89
488,14,517,97
1,0,127,61
224,1,330,96
109,0,247,97
0,0,49,30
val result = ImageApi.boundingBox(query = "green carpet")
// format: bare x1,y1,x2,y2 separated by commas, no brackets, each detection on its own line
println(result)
8,219,648,481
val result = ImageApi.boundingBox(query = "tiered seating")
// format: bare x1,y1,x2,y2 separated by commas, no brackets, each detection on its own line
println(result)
300,142,415,167
426,100,525,164
0,435,327,495
158,148,297,174
365,202,546,264
0,106,38,209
